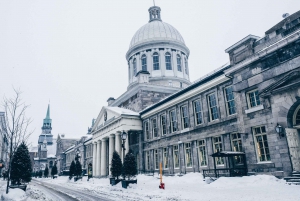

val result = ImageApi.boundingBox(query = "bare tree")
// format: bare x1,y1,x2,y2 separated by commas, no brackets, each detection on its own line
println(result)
0,88,33,194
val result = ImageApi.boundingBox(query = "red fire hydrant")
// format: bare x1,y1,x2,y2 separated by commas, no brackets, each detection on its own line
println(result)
159,163,165,190
159,182,165,189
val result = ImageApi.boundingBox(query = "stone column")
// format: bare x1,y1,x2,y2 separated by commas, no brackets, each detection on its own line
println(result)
115,132,122,156
92,142,97,176
172,50,178,77
101,139,107,176
109,134,115,175
147,50,152,73
125,132,129,155
160,49,166,76
96,140,101,176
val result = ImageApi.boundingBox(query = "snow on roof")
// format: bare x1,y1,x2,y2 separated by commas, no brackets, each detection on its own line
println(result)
107,107,139,116
47,154,56,158
65,145,75,153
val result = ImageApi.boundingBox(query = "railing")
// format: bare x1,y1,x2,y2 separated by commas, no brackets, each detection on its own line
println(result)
203,167,247,178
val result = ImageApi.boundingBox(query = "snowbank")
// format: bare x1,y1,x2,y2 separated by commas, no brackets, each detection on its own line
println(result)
1,188,26,201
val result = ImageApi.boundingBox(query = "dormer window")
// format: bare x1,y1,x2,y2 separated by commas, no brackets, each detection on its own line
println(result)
141,54,147,71
165,52,172,70
153,52,159,70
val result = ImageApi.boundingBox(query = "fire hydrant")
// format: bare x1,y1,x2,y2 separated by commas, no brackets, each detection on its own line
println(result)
159,163,165,190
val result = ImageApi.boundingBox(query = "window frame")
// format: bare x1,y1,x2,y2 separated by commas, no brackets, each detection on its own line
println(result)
151,118,158,138
154,149,159,170
224,86,236,115
146,151,151,170
153,52,160,70
246,89,261,108
163,147,168,169
208,93,219,121
169,109,177,133
213,136,224,165
185,142,193,168
181,105,189,129
197,139,207,167
165,52,172,70
144,121,150,140
141,54,147,71
253,126,271,162
160,114,167,135
230,133,243,164
193,99,203,126
177,54,182,72
173,145,179,169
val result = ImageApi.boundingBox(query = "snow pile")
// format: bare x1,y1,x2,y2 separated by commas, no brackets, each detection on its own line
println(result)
1,188,26,201
40,173,300,201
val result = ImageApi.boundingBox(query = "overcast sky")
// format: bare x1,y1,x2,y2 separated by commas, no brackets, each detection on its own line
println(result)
1,0,300,147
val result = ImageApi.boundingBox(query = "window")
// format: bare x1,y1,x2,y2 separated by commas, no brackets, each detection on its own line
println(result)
170,110,177,133
144,121,150,140
165,52,172,70
253,126,271,162
185,143,192,167
154,149,159,170
177,54,182,71
208,93,219,121
152,118,158,138
231,133,243,164
146,151,150,170
193,100,202,125
173,145,179,168
197,140,207,166
294,105,300,125
185,58,189,74
153,52,159,70
225,86,236,115
247,90,261,108
163,147,168,169
213,136,224,165
133,58,137,75
160,114,166,135
141,54,147,71
181,105,189,129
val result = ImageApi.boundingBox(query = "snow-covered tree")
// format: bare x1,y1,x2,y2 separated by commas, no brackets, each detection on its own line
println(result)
110,151,122,179
69,160,75,179
122,150,137,180
44,165,49,178
10,142,32,185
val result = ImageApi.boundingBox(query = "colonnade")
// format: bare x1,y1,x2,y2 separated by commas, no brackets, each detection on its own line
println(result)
92,131,129,177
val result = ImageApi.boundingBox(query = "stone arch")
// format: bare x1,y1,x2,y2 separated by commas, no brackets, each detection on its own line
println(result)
287,98,300,128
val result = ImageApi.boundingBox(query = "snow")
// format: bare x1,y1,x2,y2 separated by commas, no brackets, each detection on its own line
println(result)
107,106,139,116
1,173,300,200
1,188,26,201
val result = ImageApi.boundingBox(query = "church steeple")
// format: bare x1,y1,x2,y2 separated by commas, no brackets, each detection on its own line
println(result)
148,6,162,22
41,104,52,135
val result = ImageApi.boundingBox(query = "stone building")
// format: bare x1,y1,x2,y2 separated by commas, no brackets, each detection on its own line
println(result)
88,6,300,178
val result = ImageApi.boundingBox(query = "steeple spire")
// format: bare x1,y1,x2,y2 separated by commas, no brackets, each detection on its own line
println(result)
148,6,161,22
46,104,50,119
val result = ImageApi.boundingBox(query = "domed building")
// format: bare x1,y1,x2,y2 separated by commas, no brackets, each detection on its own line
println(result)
107,6,191,112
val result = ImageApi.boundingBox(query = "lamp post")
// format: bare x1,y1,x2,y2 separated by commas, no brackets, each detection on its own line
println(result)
121,131,127,162
275,123,284,138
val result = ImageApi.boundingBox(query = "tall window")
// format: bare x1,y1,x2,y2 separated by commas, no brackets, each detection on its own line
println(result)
146,151,150,170
185,142,192,167
154,149,159,170
177,54,182,71
231,133,243,164
144,121,150,140
208,93,219,121
193,100,202,125
170,110,177,133
247,90,261,108
153,52,159,70
141,54,147,71
185,58,189,74
295,105,300,125
165,52,172,70
133,58,137,75
163,147,168,169
253,126,270,162
225,86,236,115
213,136,224,165
173,145,179,168
197,140,207,166
181,105,189,129
160,114,166,135
152,118,158,138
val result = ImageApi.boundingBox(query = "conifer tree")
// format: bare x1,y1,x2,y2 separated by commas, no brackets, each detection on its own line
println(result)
51,163,58,179
75,160,82,179
110,151,122,179
69,160,75,179
10,142,32,185
44,165,49,178
122,150,137,180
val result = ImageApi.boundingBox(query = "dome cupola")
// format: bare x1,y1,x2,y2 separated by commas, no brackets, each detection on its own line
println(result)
126,6,191,90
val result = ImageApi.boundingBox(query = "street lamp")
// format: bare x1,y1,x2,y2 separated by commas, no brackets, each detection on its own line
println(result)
121,131,127,162
275,123,284,138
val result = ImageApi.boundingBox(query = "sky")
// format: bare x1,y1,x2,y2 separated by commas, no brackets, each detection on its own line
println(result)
1,0,300,147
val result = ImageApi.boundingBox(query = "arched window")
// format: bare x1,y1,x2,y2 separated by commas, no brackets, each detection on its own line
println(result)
177,54,182,72
153,52,159,70
133,58,137,75
141,54,147,71
165,52,172,70
294,105,300,126
185,58,189,74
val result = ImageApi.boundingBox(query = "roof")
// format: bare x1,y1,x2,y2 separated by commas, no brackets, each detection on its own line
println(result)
43,104,51,124
65,145,75,153
129,20,185,49
225,35,260,53
107,107,139,116
265,10,300,35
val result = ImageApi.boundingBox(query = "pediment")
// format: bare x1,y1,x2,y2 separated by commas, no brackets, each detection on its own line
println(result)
260,70,300,97
91,106,139,132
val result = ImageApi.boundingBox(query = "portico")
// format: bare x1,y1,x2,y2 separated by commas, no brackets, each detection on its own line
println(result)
91,106,142,177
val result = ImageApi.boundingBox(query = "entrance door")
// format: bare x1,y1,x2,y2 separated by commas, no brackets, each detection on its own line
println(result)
285,128,300,172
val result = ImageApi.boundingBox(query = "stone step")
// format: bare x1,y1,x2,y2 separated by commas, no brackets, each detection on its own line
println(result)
284,176,300,180
291,173,300,176
287,182,300,185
